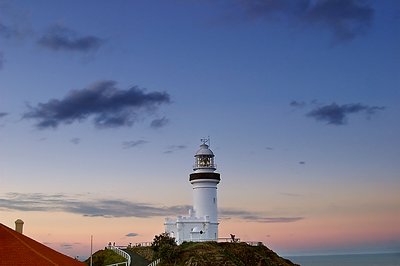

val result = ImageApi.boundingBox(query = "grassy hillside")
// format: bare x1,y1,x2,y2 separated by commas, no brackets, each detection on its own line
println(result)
131,242,299,266
90,242,300,266
84,249,126,266
128,246,154,261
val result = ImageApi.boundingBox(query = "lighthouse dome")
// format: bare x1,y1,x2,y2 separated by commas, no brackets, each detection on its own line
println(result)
195,143,214,157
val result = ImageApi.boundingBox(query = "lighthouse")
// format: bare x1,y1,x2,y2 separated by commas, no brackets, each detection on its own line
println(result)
190,139,220,238
165,139,221,244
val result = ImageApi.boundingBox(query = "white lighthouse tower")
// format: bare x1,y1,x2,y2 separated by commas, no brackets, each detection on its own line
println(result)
165,139,221,244
190,139,220,238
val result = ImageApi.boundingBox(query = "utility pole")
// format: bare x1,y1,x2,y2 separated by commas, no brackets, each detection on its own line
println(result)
90,235,93,266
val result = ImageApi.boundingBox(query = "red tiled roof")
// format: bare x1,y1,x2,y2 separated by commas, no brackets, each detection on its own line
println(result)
0,223,85,266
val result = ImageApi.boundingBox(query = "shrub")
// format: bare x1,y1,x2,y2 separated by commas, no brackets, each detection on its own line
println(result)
151,232,176,253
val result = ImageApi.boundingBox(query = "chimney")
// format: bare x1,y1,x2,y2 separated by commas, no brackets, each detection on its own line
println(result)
15,219,24,234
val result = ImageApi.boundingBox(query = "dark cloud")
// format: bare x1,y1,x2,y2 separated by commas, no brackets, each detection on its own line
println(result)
290,100,306,108
299,161,306,165
0,112,8,118
150,117,169,129
220,208,304,223
126,233,139,237
122,140,148,149
280,192,303,197
305,0,374,42
23,80,171,129
164,145,187,154
238,0,309,19
0,19,31,68
0,21,24,39
74,199,189,218
307,102,385,125
232,0,374,42
60,243,74,250
38,24,103,52
244,216,303,223
0,192,301,223
0,22,12,38
0,192,190,218
70,138,81,145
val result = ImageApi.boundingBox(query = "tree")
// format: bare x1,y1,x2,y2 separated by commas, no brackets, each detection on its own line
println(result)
151,232,176,253
151,232,179,263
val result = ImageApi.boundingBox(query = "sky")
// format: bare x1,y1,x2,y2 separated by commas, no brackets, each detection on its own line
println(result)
0,0,399,259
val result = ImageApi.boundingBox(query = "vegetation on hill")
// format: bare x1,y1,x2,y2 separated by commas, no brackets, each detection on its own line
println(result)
128,233,300,266
128,246,156,261
128,246,154,261
91,233,300,266
84,248,126,266
151,241,300,266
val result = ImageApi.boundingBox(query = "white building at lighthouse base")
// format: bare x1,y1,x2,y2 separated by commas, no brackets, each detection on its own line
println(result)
164,209,218,244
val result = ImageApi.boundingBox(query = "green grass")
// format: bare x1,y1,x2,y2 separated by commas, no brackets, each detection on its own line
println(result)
88,242,300,266
84,249,127,266
149,241,299,266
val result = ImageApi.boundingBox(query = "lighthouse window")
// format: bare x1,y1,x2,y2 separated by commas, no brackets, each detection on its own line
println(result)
196,156,214,168
197,156,210,167
213,198,216,204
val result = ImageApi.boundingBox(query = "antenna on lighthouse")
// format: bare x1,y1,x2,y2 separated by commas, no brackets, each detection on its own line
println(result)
201,137,210,146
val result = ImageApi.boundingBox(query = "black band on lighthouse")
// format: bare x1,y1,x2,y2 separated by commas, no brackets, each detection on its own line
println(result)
189,172,220,182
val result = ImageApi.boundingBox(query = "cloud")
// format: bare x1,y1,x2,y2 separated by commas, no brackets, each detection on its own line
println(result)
299,161,306,165
0,22,13,38
305,0,374,42
0,192,190,218
307,102,385,125
164,145,187,154
150,117,169,129
0,21,25,39
23,80,171,129
290,100,306,108
220,208,304,223
60,243,74,250
126,233,139,237
0,18,32,69
280,192,303,197
245,216,304,223
237,0,309,19
0,112,8,118
230,0,374,42
0,192,302,223
122,140,148,149
38,24,103,52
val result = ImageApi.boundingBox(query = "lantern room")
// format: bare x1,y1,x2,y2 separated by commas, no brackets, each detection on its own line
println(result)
193,139,216,172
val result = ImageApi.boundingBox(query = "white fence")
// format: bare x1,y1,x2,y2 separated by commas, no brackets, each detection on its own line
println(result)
106,263,128,266
148,258,160,266
106,245,131,266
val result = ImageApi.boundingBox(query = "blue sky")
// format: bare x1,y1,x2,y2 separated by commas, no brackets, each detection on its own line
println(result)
0,0,399,258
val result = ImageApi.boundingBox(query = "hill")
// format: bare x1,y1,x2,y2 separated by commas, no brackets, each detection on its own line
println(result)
84,249,126,266
130,241,299,266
